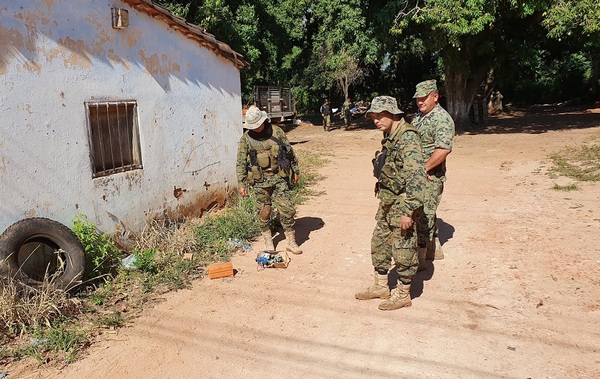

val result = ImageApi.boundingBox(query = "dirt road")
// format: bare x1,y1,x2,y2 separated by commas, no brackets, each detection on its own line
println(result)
8,107,600,378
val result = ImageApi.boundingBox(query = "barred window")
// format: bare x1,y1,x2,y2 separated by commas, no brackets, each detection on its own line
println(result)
85,101,142,177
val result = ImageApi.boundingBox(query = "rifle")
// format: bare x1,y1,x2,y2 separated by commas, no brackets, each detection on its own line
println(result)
372,148,387,196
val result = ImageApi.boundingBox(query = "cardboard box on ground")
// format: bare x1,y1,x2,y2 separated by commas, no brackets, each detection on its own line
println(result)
256,250,290,269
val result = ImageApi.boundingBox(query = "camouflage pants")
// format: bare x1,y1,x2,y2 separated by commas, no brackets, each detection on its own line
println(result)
417,176,444,247
322,115,330,129
343,111,351,126
253,176,296,232
371,194,419,285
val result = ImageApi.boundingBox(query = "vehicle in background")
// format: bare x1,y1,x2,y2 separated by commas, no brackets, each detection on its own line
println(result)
253,86,296,123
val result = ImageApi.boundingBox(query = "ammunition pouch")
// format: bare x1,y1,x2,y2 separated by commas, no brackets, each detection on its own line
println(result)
248,149,263,184
248,166,263,185
257,151,271,169
372,148,387,179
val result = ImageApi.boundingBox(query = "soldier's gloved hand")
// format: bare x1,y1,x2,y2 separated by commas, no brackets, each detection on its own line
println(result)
292,173,299,185
239,187,248,197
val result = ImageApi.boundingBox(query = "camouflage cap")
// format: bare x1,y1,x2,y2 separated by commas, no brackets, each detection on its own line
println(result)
413,79,438,98
243,106,269,130
366,96,403,117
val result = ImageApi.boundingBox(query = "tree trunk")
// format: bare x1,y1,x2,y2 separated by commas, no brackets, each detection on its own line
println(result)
444,66,471,135
591,55,599,98
442,44,494,134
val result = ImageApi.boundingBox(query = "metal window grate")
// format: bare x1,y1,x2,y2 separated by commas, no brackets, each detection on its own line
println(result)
85,101,142,178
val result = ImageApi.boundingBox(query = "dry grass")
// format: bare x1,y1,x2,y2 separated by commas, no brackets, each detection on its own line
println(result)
0,276,81,340
134,217,203,259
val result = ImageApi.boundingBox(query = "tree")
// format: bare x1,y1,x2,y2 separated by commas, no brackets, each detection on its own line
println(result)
391,0,600,132
305,0,377,102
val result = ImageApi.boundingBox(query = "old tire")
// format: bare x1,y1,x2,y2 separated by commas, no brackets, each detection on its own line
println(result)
0,218,85,290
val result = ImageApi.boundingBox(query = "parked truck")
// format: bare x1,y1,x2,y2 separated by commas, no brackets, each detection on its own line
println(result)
253,86,296,123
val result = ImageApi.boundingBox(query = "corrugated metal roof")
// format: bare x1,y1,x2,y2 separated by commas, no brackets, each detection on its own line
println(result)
122,0,247,68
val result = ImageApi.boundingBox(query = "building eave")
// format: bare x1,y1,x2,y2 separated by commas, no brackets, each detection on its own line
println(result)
121,0,247,69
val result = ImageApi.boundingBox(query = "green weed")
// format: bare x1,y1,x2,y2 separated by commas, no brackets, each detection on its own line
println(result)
27,322,88,364
72,214,122,281
552,183,579,191
194,195,260,262
132,248,158,273
549,144,600,182
97,311,125,329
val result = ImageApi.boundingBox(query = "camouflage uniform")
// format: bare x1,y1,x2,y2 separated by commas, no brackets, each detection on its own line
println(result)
320,101,331,131
412,87,455,248
371,119,426,285
236,123,300,232
342,99,353,127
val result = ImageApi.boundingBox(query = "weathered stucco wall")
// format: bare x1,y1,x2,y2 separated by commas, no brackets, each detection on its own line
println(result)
0,0,243,237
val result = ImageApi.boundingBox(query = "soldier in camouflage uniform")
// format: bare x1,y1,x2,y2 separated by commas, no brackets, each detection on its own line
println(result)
411,80,455,270
236,106,303,255
355,96,426,311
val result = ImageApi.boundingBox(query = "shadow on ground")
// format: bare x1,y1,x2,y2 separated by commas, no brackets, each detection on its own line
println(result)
467,105,600,135
272,216,325,249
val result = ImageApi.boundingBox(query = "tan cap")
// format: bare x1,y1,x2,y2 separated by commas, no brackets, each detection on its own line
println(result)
365,96,403,117
243,106,269,130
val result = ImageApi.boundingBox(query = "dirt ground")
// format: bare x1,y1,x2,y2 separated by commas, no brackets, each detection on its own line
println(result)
6,106,600,378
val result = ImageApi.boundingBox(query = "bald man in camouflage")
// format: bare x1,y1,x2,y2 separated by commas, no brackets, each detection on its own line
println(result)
355,96,426,311
411,80,455,271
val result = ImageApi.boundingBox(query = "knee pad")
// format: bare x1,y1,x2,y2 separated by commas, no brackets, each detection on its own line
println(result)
259,205,272,222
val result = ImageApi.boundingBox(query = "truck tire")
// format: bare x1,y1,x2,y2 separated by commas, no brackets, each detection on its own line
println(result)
0,218,85,290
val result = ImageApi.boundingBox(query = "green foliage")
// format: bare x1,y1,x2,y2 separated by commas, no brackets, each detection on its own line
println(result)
148,252,196,291
157,1,189,18
27,322,88,364
194,195,260,262
503,51,593,104
154,0,599,122
96,311,125,329
132,248,158,273
72,214,122,280
544,0,600,38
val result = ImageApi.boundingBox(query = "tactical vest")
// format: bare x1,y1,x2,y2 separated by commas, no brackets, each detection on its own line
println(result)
374,121,418,195
244,129,290,184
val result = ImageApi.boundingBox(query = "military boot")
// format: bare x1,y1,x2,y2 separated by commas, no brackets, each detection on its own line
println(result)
284,230,303,255
417,247,427,272
426,237,444,260
355,272,390,300
378,283,412,310
262,230,274,252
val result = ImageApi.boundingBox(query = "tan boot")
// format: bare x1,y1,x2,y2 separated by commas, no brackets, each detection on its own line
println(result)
426,238,444,260
355,272,390,300
262,230,274,252
284,230,303,255
417,247,427,272
378,283,412,310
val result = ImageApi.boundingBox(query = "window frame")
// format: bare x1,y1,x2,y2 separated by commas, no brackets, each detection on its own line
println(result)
84,100,143,178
